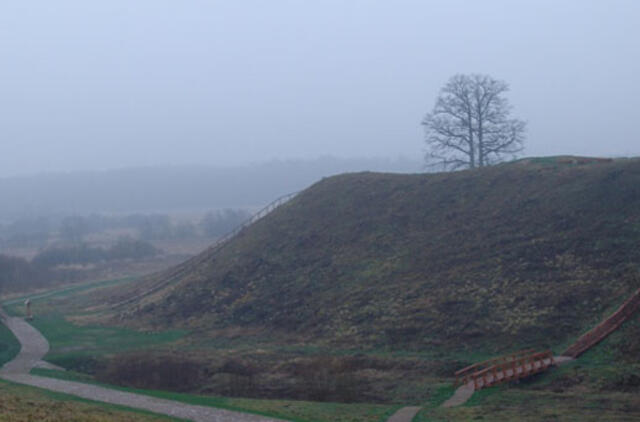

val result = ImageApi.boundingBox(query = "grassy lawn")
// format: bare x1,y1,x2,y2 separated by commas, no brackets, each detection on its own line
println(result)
0,322,20,367
30,313,186,366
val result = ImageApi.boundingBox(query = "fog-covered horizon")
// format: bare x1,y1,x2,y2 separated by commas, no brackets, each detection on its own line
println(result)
0,156,423,221
2,1,639,177
0,154,422,180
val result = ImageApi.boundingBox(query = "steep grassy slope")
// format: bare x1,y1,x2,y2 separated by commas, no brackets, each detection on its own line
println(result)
118,157,640,355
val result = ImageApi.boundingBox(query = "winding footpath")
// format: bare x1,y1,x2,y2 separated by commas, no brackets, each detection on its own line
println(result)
385,406,421,422
0,308,284,422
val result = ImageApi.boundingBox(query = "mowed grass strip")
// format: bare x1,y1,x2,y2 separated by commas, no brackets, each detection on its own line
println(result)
31,368,399,422
30,313,186,362
0,322,20,366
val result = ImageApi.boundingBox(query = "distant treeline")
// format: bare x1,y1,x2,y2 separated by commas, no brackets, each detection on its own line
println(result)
0,237,161,294
0,254,48,292
0,208,251,250
32,237,160,268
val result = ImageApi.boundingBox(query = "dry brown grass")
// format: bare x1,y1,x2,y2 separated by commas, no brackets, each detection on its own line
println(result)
0,381,171,422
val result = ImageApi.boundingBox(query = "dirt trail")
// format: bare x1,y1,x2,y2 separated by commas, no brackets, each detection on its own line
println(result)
0,308,284,422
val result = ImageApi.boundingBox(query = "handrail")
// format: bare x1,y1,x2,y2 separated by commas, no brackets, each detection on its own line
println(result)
210,191,300,249
454,349,536,376
109,191,300,310
563,288,640,358
455,349,555,388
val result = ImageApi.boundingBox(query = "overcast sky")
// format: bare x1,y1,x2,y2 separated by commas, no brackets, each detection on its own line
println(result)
1,0,639,177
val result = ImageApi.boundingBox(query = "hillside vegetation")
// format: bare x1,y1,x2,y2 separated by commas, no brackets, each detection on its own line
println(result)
116,157,640,356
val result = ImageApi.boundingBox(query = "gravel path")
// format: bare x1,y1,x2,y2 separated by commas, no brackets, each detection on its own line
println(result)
385,406,421,422
441,382,475,408
0,308,285,422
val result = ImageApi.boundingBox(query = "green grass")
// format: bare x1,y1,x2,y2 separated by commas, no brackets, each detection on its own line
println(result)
28,313,186,368
0,321,20,366
423,383,456,408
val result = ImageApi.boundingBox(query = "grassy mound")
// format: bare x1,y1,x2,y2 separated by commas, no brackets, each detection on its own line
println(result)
122,157,640,356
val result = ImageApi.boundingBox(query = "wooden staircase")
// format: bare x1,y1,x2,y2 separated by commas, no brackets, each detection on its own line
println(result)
563,287,640,358
445,285,640,407
454,349,555,390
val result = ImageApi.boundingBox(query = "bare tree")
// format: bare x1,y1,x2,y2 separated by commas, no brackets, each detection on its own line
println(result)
422,74,526,170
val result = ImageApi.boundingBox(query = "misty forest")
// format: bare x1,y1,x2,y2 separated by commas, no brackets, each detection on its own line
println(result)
1,2,639,422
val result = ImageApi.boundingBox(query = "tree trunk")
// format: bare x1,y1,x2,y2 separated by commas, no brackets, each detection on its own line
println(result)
467,110,475,168
477,117,484,167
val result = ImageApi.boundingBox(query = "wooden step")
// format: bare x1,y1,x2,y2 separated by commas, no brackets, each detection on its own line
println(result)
563,288,640,358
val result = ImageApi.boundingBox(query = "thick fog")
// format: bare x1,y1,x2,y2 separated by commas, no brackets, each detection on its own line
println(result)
1,0,639,177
